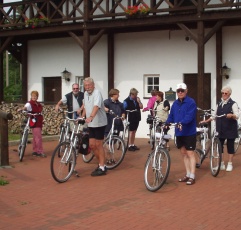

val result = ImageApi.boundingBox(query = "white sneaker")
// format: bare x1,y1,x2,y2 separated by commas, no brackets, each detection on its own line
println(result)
226,163,233,172
220,162,226,171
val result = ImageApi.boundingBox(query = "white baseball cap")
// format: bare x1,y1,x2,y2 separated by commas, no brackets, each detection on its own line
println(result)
176,83,187,90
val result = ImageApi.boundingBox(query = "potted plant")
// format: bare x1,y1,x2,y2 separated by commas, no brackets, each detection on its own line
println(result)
25,16,50,28
125,4,150,18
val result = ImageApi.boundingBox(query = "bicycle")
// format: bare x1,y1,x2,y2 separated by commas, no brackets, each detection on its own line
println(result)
144,122,174,192
82,111,129,165
119,109,136,152
50,117,86,183
57,109,76,144
18,110,42,162
102,110,126,169
194,108,225,177
234,107,241,153
234,123,241,153
144,109,164,150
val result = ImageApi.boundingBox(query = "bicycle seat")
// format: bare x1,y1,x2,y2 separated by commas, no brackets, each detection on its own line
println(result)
199,122,208,128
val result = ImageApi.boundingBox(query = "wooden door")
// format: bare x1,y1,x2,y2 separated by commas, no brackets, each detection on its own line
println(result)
184,73,211,123
43,77,61,103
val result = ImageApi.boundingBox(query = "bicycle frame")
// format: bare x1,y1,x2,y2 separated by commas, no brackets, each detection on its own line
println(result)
18,110,42,161
144,109,166,150
58,110,77,143
144,122,174,192
195,108,225,176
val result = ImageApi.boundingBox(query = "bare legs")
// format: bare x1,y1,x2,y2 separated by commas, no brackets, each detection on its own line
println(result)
180,146,196,177
89,138,105,166
129,130,136,146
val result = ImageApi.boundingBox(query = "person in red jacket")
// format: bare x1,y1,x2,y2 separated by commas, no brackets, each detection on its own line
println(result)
20,91,46,157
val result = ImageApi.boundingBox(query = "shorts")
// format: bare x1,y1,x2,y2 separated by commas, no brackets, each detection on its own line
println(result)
219,138,235,154
129,121,139,132
88,126,106,140
176,135,196,151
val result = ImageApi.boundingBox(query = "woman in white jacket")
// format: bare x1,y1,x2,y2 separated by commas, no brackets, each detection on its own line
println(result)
153,91,170,149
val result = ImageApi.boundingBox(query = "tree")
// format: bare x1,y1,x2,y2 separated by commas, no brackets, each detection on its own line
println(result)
3,52,22,102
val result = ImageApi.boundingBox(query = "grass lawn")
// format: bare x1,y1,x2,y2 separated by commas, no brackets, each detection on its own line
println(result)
8,133,33,141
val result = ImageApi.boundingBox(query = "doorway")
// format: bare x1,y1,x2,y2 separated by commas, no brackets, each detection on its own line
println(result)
184,73,211,123
43,77,62,103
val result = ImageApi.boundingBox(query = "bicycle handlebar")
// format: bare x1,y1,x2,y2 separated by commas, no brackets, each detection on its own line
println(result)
197,107,214,112
59,109,77,114
125,109,137,113
20,110,42,116
143,108,164,112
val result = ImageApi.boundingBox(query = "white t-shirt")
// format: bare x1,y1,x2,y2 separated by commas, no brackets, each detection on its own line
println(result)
84,88,107,128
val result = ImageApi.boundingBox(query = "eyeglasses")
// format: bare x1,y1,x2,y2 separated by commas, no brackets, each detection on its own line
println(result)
221,92,228,95
176,89,185,93
73,88,79,90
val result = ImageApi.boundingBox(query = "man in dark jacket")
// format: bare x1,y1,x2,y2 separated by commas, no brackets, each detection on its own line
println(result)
123,88,143,151
55,83,84,118
104,88,125,137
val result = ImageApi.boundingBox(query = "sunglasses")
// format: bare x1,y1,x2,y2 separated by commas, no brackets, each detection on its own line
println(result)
73,88,79,90
176,89,185,93
221,92,228,95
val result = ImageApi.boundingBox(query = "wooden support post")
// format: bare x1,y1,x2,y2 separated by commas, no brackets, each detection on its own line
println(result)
216,29,223,104
0,41,3,102
197,21,205,110
83,29,90,78
0,110,13,166
197,0,204,109
108,33,114,92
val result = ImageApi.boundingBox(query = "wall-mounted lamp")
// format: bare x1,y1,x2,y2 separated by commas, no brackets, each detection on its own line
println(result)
61,68,71,81
185,36,192,41
220,63,231,79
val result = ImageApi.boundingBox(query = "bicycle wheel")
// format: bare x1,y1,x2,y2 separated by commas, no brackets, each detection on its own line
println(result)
122,125,129,152
82,150,95,163
194,148,204,168
18,129,29,162
103,136,125,170
144,148,171,192
234,137,240,153
59,124,66,143
174,134,177,147
210,137,222,177
50,142,76,183
150,128,155,150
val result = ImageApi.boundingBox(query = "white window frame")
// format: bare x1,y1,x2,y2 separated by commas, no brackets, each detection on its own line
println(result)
76,76,84,92
143,74,160,98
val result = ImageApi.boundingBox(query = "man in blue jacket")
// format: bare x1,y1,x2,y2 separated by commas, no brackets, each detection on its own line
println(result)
166,83,197,185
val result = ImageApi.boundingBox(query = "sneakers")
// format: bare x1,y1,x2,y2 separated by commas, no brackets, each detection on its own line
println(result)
226,162,233,172
32,152,38,156
128,146,136,151
91,167,106,176
220,162,226,170
128,145,140,151
32,152,46,157
133,145,140,150
220,162,233,171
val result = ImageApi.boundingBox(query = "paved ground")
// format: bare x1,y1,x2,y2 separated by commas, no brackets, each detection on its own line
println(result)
1,138,241,230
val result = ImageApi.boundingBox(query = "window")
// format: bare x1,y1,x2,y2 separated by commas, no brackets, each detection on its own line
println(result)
76,76,84,92
143,74,159,98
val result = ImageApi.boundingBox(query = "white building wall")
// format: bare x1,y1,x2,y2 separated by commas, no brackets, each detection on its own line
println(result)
27,26,241,137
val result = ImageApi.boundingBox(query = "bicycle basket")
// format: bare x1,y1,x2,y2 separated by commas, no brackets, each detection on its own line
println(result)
146,115,154,124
